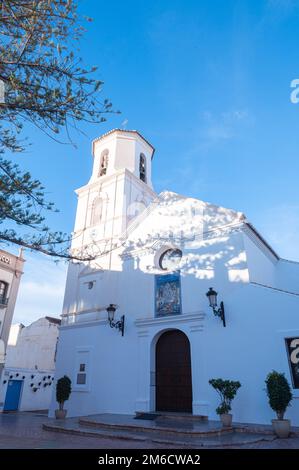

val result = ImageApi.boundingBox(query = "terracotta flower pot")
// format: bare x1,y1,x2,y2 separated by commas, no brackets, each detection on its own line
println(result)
55,409,67,419
220,413,232,427
272,419,291,438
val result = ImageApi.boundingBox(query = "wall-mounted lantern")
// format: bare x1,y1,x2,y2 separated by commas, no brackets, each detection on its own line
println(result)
206,287,226,327
106,304,125,336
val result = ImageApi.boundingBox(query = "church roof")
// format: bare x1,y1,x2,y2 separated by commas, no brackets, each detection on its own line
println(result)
121,190,280,262
92,129,155,158
245,222,279,260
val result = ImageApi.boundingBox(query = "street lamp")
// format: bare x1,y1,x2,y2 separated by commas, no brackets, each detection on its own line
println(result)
106,304,125,336
206,287,226,327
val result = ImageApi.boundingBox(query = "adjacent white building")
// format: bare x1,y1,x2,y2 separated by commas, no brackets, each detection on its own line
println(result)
0,316,59,412
0,248,24,377
49,129,299,425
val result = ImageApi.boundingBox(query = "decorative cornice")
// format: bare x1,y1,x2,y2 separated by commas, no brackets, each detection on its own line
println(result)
60,318,108,330
91,129,155,158
135,311,205,328
75,169,126,195
75,168,157,199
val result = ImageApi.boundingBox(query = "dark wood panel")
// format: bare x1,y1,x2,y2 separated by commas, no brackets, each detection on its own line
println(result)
156,330,192,412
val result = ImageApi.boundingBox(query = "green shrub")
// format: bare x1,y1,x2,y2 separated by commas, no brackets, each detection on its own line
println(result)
209,378,241,415
56,375,72,410
265,371,292,419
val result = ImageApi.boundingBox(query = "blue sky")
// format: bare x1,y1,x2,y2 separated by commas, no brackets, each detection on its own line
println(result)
7,0,299,324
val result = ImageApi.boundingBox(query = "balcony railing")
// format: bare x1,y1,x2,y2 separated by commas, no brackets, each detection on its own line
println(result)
0,296,8,308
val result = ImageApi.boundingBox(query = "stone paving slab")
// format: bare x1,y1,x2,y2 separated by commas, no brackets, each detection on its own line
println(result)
0,413,179,449
233,421,299,437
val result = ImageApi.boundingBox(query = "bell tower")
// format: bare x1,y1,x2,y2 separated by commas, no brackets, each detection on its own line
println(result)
90,129,155,187
71,129,156,257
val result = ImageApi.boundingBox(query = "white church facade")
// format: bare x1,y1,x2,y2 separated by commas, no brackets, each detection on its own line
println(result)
49,129,299,425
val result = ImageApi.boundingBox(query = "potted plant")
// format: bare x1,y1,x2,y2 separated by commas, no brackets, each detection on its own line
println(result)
209,378,241,427
55,375,72,419
265,371,292,438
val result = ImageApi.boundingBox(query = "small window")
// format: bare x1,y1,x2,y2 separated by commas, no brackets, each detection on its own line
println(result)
99,149,109,177
77,363,86,384
0,281,8,302
139,153,146,183
159,249,182,271
76,373,86,385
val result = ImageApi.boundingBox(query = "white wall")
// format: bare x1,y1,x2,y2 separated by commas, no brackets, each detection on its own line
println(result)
0,317,58,412
275,259,299,293
50,277,299,425
0,368,54,411
6,317,58,371
243,231,276,285
50,209,299,425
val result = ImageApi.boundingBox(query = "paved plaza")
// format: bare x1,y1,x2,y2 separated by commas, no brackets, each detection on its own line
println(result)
0,412,298,449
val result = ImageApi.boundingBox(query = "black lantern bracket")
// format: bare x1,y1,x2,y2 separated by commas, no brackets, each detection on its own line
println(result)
212,301,226,327
109,315,125,336
206,287,226,327
106,304,125,336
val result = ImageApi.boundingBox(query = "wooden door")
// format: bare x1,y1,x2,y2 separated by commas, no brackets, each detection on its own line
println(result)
156,330,192,412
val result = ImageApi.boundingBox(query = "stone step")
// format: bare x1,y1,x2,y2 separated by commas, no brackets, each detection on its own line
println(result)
43,422,152,444
135,411,208,421
43,421,276,448
78,416,234,438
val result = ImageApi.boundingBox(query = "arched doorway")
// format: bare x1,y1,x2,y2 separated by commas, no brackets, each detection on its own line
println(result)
155,330,192,412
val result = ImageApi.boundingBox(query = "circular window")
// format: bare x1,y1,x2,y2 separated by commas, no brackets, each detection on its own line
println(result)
159,248,182,271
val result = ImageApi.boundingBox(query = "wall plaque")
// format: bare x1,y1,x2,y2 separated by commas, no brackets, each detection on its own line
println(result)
155,272,181,317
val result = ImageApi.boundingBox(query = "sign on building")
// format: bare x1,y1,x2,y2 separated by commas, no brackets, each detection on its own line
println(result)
285,337,299,389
